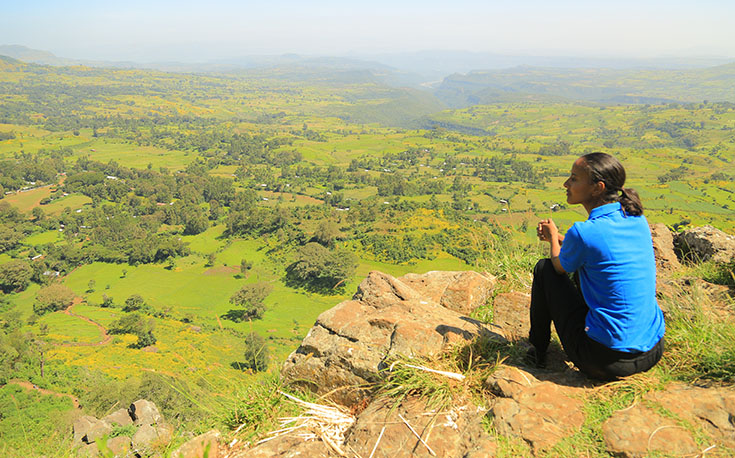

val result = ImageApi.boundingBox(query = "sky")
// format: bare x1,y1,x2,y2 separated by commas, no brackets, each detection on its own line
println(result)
2,0,734,62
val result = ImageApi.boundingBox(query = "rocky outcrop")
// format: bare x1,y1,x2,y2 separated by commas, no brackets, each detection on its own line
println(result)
344,397,496,458
650,223,681,270
72,399,172,457
486,366,587,453
281,270,501,406
172,430,223,458
675,225,735,263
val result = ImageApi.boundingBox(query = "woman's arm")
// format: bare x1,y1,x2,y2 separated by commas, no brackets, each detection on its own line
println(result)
537,219,567,274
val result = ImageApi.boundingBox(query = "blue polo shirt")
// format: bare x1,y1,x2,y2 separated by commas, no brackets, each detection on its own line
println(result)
559,202,665,352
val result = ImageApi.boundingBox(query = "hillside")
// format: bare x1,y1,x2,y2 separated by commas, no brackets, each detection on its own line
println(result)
0,57,733,456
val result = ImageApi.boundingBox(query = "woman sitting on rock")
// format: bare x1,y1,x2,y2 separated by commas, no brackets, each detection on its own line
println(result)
528,152,665,380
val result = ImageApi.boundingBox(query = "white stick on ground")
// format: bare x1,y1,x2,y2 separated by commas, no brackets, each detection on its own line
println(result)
369,426,386,458
398,414,436,457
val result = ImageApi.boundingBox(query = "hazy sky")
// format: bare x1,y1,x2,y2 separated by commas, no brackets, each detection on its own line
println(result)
2,0,734,61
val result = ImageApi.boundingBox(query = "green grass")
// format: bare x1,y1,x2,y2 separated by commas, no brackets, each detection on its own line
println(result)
0,384,76,457
23,230,63,245
41,311,104,344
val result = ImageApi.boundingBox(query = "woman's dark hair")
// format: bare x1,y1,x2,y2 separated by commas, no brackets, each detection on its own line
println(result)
580,152,644,216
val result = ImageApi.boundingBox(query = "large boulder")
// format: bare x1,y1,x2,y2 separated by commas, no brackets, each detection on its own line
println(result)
102,408,133,427
491,291,531,342
282,270,502,406
129,399,164,426
650,223,681,271
675,225,735,264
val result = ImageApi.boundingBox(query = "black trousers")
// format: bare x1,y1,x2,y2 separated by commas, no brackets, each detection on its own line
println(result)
529,258,664,380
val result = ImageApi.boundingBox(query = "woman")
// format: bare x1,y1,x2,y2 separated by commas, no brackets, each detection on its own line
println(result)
528,152,665,380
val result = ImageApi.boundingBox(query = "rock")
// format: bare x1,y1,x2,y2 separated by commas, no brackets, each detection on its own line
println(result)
602,404,698,457
344,396,495,458
398,270,496,315
85,419,113,443
73,415,100,444
129,399,164,426
646,383,735,448
76,442,100,458
675,225,735,264
172,429,221,458
491,291,531,341
106,436,132,456
486,367,586,452
238,434,338,457
282,271,504,406
132,422,174,450
650,223,681,270
102,408,133,427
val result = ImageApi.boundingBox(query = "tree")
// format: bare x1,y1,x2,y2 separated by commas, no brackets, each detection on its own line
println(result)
287,243,357,291
240,258,252,274
240,332,269,372
34,284,75,315
0,260,33,293
225,282,273,321
123,294,145,312
108,312,157,349
0,226,23,253
87,279,96,293
313,220,339,248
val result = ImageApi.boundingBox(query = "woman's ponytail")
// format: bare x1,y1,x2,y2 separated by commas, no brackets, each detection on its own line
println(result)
619,187,643,216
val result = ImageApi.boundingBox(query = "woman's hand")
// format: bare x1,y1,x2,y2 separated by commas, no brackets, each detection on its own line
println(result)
537,219,559,243
537,218,566,274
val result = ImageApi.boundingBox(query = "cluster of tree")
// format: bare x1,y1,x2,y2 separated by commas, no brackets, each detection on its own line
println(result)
658,165,690,183
472,156,547,185
108,312,157,349
0,151,68,190
286,242,358,292
33,284,75,315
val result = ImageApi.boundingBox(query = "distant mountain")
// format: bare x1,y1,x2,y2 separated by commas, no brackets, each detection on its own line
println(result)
0,45,72,65
434,63,735,107
355,50,735,83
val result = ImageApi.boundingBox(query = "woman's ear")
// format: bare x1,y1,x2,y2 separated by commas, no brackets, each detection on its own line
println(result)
593,181,606,197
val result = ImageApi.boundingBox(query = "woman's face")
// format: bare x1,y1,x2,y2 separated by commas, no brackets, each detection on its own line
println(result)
564,158,599,207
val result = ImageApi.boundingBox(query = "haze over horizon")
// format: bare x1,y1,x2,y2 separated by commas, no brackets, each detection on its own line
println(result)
2,0,734,64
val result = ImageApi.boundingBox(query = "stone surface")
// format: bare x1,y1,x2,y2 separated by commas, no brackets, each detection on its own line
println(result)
650,223,681,270
492,291,531,342
76,442,100,458
602,403,698,458
172,429,222,458
282,270,503,406
85,419,112,443
399,270,496,315
646,383,735,449
129,399,164,426
675,225,735,264
486,366,586,452
344,396,495,458
106,436,133,456
132,422,174,450
73,415,100,444
102,408,133,427
235,435,338,457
